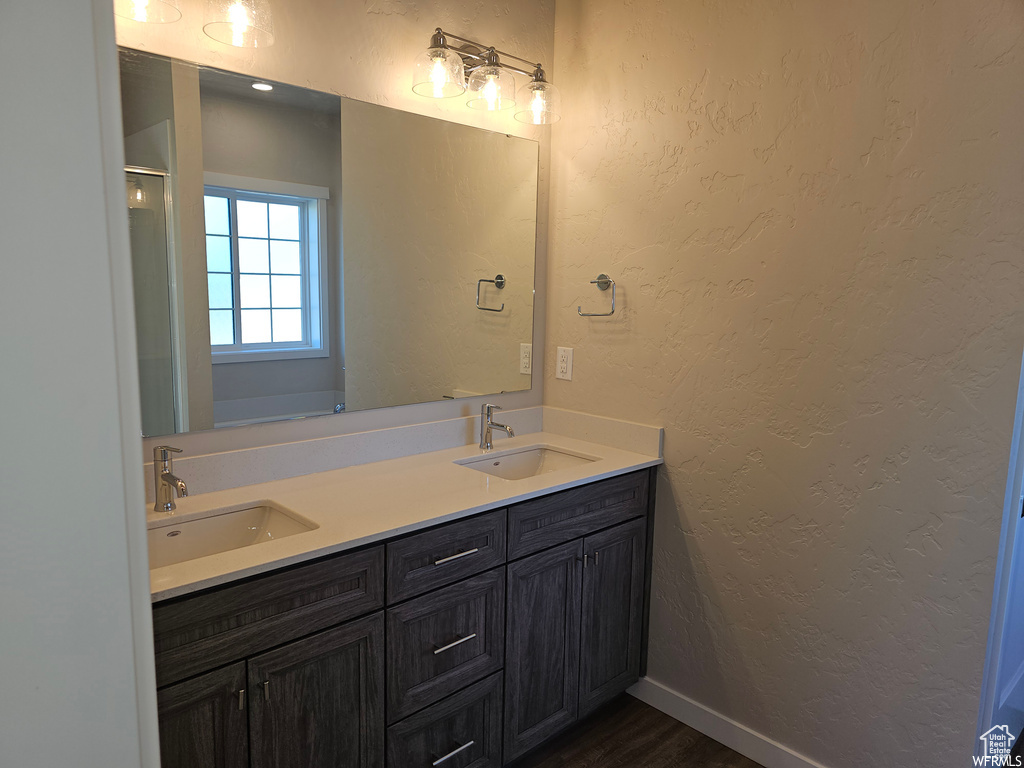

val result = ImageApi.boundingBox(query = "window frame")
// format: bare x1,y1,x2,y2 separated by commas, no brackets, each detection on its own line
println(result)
203,173,330,364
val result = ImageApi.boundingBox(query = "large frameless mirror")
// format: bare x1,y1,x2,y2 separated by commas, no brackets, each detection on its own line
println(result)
118,48,539,436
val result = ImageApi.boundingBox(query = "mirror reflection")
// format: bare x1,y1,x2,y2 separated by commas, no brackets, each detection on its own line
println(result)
118,48,538,437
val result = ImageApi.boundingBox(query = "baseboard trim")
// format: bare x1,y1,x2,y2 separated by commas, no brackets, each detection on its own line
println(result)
628,677,830,768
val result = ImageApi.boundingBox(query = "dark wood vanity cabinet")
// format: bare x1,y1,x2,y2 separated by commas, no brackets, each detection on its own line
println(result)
578,517,648,716
248,614,385,768
157,616,384,768
504,540,584,761
152,467,656,768
503,516,649,762
157,662,249,768
153,547,386,768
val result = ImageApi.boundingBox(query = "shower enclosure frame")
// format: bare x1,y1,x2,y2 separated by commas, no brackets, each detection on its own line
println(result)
125,165,189,434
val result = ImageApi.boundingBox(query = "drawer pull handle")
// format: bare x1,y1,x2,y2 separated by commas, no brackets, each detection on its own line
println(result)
433,633,477,655
432,740,476,766
434,548,480,566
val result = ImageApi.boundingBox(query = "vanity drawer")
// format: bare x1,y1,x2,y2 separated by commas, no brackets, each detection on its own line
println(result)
387,509,507,604
386,568,505,724
507,470,649,560
387,672,503,768
153,545,384,687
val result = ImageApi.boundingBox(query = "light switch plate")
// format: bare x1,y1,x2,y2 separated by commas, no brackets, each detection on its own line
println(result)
556,346,573,381
520,343,532,375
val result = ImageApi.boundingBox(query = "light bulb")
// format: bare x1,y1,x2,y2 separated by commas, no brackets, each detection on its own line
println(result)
228,1,249,47
483,75,499,111
430,56,449,99
530,90,546,124
131,0,150,22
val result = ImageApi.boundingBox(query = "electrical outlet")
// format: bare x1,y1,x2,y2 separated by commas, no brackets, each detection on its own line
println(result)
520,343,532,375
556,346,573,381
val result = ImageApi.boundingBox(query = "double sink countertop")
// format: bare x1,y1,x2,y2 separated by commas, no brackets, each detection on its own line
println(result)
148,431,662,602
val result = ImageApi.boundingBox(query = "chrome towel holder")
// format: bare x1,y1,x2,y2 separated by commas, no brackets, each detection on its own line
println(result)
476,274,506,312
578,273,615,316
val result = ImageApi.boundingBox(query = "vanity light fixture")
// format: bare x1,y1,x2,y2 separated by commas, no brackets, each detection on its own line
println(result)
251,82,274,91
203,0,274,48
413,28,561,124
113,0,181,23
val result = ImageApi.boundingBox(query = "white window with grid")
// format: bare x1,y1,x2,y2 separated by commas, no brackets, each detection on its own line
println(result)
203,174,329,363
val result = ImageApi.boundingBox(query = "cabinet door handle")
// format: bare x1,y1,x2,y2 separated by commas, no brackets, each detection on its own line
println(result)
433,633,477,655
432,740,475,766
238,689,245,710
593,550,599,566
434,548,479,566
262,681,270,702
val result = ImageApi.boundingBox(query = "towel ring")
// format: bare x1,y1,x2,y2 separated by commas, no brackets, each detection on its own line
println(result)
476,274,506,312
578,274,615,317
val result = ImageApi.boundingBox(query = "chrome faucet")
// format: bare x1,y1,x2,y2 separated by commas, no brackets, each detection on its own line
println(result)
480,404,515,451
153,445,188,512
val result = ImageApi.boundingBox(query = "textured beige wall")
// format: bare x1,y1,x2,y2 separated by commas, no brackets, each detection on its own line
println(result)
342,99,537,411
547,1,1024,766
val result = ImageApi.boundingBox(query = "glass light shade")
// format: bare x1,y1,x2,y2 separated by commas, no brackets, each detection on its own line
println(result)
412,47,466,98
127,179,148,208
113,0,181,23
203,0,274,48
514,79,561,125
466,65,517,111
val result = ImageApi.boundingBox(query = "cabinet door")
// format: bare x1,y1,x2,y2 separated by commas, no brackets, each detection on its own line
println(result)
248,613,385,768
504,539,583,762
579,517,647,716
157,662,248,768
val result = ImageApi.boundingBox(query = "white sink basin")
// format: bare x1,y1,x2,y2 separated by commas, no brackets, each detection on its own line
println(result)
455,444,599,481
148,501,318,569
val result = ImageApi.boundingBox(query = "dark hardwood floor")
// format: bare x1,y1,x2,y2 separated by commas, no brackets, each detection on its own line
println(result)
511,695,764,768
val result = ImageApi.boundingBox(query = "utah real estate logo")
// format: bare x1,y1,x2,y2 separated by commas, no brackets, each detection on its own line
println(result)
976,725,1020,766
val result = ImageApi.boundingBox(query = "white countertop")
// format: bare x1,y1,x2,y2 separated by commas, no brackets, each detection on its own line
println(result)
148,431,661,602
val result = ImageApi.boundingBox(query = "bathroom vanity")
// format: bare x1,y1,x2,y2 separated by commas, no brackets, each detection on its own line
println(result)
149,438,658,768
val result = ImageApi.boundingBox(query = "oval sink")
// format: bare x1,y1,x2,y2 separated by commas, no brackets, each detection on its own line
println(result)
148,501,318,569
455,445,599,481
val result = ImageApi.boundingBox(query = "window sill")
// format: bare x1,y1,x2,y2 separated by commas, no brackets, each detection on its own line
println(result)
212,347,330,364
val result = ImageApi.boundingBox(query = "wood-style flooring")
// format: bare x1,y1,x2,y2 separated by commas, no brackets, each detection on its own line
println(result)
512,695,765,768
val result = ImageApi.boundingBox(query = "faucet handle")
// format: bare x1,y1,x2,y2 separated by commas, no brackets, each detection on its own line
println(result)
482,403,501,421
154,445,183,464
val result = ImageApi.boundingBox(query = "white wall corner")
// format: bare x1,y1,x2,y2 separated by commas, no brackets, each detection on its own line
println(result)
629,677,832,768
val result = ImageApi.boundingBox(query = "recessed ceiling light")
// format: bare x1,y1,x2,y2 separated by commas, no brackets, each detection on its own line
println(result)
251,82,273,92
